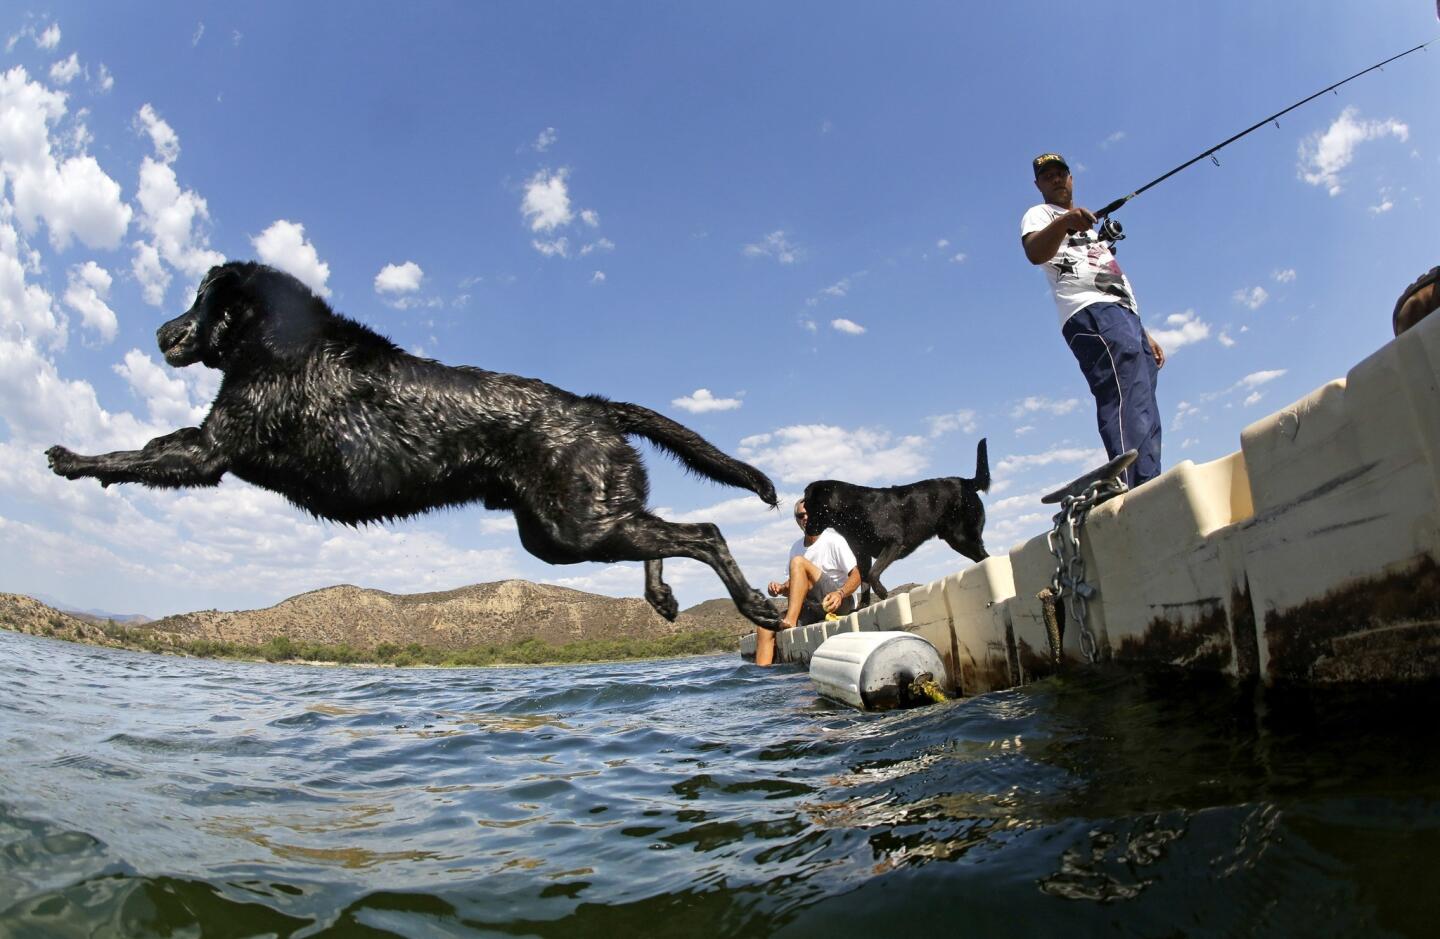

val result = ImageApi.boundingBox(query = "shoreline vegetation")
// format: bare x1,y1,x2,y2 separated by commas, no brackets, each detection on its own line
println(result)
14,616,741,667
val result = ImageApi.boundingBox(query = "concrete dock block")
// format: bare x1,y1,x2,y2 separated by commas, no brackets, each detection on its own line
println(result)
857,593,912,632
1006,531,1071,680
1240,351,1440,682
906,577,960,692
1082,455,1253,675
943,557,1018,694
739,632,756,660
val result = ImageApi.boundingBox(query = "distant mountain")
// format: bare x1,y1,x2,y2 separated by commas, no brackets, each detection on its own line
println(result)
0,581,755,655
27,592,151,625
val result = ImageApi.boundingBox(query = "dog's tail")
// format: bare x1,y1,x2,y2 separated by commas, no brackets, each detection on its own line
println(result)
971,437,991,492
603,399,779,507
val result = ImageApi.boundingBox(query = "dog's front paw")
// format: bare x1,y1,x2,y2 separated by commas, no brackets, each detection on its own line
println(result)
46,445,89,479
744,589,782,629
646,583,679,622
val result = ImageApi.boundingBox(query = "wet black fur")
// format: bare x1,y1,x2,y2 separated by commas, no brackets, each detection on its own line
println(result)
47,261,782,628
801,439,991,607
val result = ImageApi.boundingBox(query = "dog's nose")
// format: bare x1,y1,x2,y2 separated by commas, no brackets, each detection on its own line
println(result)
156,313,195,353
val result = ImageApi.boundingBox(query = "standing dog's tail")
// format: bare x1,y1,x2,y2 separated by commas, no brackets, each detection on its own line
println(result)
603,400,779,507
971,438,991,492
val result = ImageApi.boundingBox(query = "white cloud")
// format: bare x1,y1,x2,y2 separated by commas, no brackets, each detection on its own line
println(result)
113,349,207,426
1173,400,1201,430
1218,330,1236,348
533,127,557,152
927,410,977,437
521,168,573,232
995,446,1107,477
951,252,968,264
742,230,802,264
1244,391,1264,407
63,261,116,342
95,64,113,94
49,53,81,86
738,424,929,485
531,237,569,258
831,317,865,335
1100,130,1126,149
1014,425,1034,436
658,493,780,526
1298,107,1409,196
936,239,949,249
1239,368,1286,389
374,261,423,295
0,334,159,450
590,270,605,284
672,388,742,414
131,138,225,305
131,241,167,307
1147,309,1210,351
192,23,206,46
1369,194,1394,214
822,277,850,298
134,103,179,163
0,219,65,348
1010,395,1080,419
1273,268,1297,283
1232,286,1268,310
0,67,133,252
580,208,599,227
252,220,330,297
37,24,60,50
579,237,614,255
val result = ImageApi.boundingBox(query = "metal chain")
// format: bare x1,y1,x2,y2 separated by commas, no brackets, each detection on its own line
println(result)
1046,476,1127,664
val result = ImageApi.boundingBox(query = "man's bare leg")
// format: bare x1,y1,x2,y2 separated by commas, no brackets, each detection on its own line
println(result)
755,627,777,666
780,555,822,629
755,555,823,667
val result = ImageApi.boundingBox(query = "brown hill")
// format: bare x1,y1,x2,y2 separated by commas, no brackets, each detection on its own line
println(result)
0,582,755,654
0,593,130,647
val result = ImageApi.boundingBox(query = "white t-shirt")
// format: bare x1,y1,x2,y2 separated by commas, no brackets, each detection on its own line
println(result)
1021,202,1139,329
789,528,858,595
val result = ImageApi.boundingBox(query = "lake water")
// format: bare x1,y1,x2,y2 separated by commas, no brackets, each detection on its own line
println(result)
2,628,1439,937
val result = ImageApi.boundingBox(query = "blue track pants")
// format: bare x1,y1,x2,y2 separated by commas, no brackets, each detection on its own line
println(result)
1061,302,1162,488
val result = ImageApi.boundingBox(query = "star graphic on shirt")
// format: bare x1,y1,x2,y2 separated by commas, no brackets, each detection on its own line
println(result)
1055,257,1077,276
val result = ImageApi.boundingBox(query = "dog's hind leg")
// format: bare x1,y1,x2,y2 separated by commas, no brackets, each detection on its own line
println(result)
604,514,780,629
643,559,679,621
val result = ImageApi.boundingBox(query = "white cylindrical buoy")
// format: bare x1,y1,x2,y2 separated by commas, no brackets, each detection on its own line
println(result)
809,631,950,711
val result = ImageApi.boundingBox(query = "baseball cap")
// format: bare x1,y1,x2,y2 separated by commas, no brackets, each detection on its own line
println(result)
1032,153,1069,177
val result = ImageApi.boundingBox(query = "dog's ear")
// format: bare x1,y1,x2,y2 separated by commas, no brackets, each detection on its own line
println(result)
192,268,260,368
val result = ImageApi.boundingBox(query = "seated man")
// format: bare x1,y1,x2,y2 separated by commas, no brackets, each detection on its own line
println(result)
753,499,862,667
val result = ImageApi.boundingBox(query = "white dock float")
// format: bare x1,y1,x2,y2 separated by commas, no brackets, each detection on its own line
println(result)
745,309,1440,690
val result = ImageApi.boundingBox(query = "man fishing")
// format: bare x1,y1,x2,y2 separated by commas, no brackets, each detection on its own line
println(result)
1022,153,1165,488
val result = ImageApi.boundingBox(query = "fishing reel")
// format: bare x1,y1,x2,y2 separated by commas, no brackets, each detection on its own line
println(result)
1097,217,1125,246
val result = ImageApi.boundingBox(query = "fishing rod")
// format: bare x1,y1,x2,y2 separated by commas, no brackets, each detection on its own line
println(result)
1093,36,1438,237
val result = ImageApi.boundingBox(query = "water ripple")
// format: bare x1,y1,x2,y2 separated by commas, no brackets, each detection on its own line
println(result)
4,630,1440,936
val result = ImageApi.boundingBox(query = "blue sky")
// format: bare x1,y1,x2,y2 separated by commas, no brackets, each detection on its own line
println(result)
1,2,1436,617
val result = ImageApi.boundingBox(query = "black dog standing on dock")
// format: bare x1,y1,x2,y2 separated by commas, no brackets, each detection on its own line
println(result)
47,261,783,629
801,439,991,607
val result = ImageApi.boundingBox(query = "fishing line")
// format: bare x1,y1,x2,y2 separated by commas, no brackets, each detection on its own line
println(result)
1094,37,1439,225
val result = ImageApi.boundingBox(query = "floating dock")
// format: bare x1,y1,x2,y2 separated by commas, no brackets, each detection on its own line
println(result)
742,308,1440,689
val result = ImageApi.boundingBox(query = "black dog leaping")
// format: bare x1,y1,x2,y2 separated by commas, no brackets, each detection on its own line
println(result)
801,439,990,608
47,261,782,629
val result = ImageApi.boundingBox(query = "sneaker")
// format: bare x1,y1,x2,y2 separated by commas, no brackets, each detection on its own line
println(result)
1394,265,1440,336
